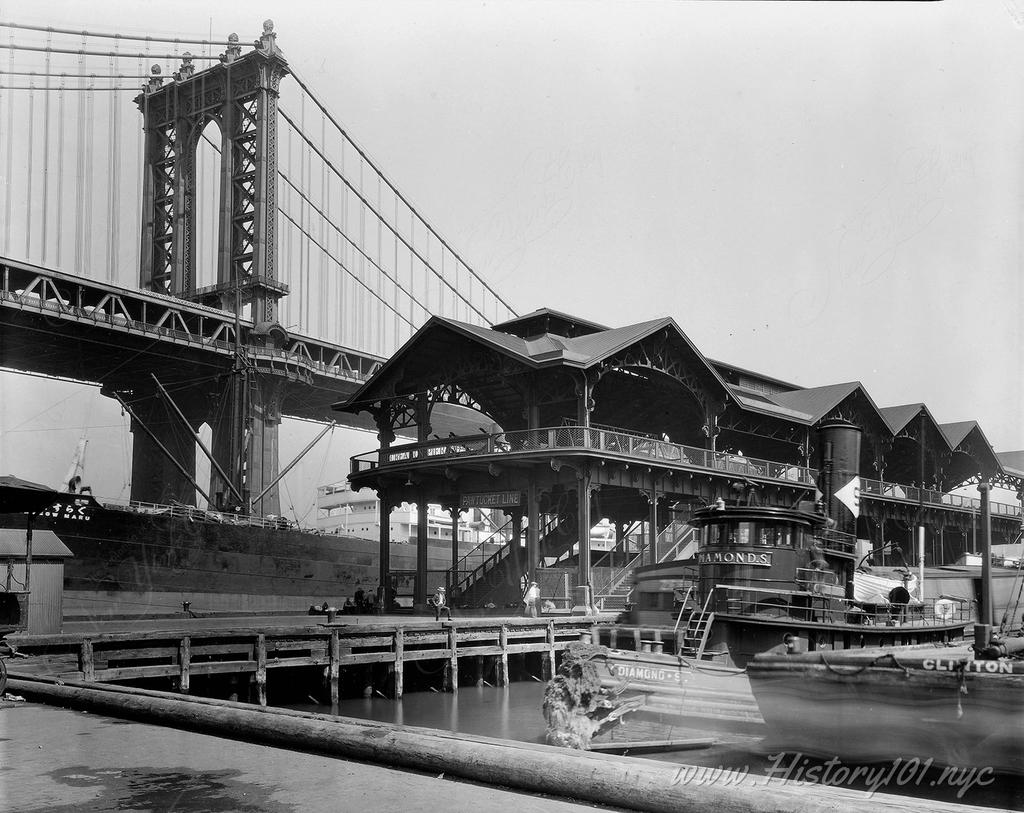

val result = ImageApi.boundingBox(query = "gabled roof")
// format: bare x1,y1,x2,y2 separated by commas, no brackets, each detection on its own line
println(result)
336,314,738,413
997,451,1024,477
879,403,927,434
767,382,864,423
941,421,980,449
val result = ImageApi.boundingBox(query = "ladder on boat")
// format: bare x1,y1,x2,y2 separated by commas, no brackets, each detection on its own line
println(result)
679,589,716,660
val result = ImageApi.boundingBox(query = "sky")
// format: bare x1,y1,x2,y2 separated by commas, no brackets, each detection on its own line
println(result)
1,0,1022,517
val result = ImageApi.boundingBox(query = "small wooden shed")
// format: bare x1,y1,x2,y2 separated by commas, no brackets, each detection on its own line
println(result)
0,529,73,634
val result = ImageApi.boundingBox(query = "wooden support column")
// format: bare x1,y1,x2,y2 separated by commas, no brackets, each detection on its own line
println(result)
415,490,428,611
255,634,267,706
511,509,524,583
328,630,340,705
394,629,405,698
573,468,593,614
648,490,659,565
526,479,539,583
543,621,556,680
498,624,509,686
378,488,391,606
475,655,485,687
449,504,459,591
80,639,94,682
444,624,458,693
179,636,191,695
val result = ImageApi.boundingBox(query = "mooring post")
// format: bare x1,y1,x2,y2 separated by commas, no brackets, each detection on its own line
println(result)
444,624,458,693
543,621,556,680
498,624,509,686
80,638,94,682
393,628,404,698
609,627,618,649
633,627,642,651
255,634,267,706
591,624,600,645
328,630,340,705
179,636,191,695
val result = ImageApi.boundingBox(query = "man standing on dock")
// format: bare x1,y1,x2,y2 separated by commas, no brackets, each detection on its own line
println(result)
523,581,540,617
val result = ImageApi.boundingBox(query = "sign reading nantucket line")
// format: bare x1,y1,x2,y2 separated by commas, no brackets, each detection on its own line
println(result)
460,491,523,509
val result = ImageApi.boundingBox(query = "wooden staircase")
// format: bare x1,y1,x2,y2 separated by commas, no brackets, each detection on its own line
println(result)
678,590,716,660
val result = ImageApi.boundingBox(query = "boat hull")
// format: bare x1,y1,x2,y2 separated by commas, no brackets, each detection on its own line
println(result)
747,648,1024,775
1,503,489,617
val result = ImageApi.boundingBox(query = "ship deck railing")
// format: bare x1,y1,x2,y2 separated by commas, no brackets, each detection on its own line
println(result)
95,497,314,532
709,583,974,628
352,426,817,486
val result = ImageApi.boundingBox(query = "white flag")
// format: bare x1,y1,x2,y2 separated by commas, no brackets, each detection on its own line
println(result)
834,476,860,519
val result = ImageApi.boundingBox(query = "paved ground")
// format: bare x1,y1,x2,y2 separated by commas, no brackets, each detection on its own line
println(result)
0,700,620,812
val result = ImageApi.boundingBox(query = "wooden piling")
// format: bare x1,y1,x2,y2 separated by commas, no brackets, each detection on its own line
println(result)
79,639,94,682
328,630,340,705
544,621,556,680
393,629,404,698
475,656,485,687
444,625,458,693
179,636,190,695
497,625,509,687
255,634,267,706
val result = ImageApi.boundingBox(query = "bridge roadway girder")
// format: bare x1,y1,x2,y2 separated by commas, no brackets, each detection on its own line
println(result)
0,273,482,437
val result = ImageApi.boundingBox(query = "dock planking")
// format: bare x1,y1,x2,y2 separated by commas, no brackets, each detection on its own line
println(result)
6,615,614,704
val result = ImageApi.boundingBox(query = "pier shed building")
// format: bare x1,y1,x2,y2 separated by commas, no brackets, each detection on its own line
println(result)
336,308,1022,614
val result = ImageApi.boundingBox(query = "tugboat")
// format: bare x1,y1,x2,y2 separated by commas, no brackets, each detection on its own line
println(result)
746,486,1024,775
592,498,973,727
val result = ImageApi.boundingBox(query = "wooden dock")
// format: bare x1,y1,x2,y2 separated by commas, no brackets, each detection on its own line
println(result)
7,616,611,705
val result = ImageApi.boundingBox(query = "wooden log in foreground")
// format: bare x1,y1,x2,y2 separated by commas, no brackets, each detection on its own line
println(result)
7,676,981,813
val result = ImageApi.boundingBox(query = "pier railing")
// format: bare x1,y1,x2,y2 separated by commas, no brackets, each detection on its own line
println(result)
859,478,1021,518
352,426,816,486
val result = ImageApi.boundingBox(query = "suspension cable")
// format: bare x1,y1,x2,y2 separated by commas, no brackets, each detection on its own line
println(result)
287,66,517,319
0,43,228,60
278,107,493,326
277,204,416,329
0,21,241,48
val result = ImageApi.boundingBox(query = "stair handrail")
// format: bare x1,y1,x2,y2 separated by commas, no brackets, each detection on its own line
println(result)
685,588,716,660
673,585,693,635
592,520,694,598
453,514,560,595
450,516,515,587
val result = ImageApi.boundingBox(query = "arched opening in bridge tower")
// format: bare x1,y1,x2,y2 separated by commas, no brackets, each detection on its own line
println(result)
194,119,223,292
